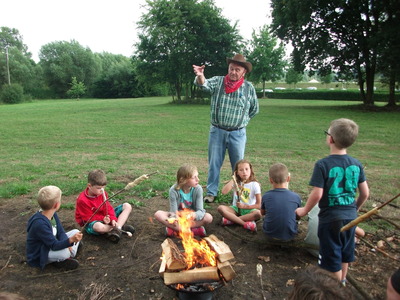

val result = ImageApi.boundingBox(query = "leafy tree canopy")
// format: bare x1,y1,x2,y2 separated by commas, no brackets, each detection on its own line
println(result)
135,0,242,100
39,40,99,97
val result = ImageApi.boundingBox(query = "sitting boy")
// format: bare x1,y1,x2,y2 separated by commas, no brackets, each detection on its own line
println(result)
261,163,301,241
26,185,83,270
75,169,135,243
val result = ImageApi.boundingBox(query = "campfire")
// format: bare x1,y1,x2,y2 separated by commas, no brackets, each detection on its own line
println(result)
159,208,236,296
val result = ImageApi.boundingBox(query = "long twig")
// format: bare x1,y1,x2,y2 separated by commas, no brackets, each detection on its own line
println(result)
222,226,319,250
346,273,375,300
359,236,400,262
0,255,11,272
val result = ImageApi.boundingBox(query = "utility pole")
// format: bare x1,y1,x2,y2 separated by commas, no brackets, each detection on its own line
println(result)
5,45,11,85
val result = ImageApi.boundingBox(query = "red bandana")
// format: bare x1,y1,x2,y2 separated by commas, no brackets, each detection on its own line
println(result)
224,75,244,94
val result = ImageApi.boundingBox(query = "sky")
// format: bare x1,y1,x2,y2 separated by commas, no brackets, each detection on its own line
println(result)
1,0,272,62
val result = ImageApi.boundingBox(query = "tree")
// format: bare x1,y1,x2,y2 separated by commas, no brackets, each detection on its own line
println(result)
270,0,400,106
135,0,242,101
39,40,99,98
67,77,86,99
247,25,287,98
93,55,150,98
0,27,42,96
285,67,303,88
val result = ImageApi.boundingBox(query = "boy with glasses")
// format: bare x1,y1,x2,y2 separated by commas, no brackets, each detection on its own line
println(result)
296,118,369,285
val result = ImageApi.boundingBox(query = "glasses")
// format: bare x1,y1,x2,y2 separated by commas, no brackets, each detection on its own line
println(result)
324,130,334,142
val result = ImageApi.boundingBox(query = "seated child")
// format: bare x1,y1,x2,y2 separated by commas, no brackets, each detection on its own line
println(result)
26,185,83,270
154,164,213,237
75,169,135,243
218,159,262,232
261,163,301,241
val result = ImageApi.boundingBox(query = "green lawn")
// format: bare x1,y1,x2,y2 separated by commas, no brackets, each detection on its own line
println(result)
0,97,399,216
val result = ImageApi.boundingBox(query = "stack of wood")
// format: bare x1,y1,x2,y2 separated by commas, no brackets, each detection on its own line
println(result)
159,234,236,285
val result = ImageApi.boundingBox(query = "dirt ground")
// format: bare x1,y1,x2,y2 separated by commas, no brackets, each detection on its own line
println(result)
0,193,398,300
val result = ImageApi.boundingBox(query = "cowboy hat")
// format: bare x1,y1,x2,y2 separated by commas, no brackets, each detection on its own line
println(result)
226,54,252,73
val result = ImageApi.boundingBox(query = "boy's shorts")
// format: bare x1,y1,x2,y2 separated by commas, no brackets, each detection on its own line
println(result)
318,219,355,273
231,205,257,216
85,204,123,235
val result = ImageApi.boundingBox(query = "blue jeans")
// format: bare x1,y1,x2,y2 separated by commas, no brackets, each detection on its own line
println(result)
207,125,246,196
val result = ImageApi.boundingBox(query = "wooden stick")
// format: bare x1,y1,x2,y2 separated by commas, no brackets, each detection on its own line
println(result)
81,172,157,229
359,236,400,262
341,192,400,232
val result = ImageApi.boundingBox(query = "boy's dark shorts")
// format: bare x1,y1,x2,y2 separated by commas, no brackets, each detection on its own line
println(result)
318,219,355,273
85,204,124,235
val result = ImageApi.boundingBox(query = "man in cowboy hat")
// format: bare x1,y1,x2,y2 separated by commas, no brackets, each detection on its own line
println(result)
193,54,259,203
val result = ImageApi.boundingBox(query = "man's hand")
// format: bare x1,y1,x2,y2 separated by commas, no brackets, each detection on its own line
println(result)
192,65,205,76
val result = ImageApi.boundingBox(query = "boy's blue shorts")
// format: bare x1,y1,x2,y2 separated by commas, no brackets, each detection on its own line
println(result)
85,204,123,235
318,219,356,273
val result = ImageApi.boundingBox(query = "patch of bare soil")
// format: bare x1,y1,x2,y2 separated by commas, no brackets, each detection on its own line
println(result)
0,194,398,300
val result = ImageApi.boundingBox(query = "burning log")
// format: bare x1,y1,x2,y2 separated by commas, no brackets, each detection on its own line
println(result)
163,266,220,285
161,238,187,271
217,260,236,281
204,234,234,262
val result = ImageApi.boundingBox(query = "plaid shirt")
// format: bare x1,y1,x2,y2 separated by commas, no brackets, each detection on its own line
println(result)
195,76,259,129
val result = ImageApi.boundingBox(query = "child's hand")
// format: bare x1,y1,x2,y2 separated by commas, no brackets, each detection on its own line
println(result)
111,220,117,227
236,202,245,209
70,231,83,243
103,215,111,224
295,207,307,218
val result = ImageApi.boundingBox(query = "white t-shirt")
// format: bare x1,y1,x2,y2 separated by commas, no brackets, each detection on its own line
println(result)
232,181,261,206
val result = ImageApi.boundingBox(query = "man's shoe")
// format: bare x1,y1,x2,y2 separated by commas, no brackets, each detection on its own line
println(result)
53,258,79,270
204,195,215,203
244,221,257,232
106,228,121,243
165,227,178,237
191,226,206,237
222,217,234,226
122,224,135,234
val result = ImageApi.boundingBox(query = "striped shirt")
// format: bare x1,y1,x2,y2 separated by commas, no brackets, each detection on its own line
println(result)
195,76,259,129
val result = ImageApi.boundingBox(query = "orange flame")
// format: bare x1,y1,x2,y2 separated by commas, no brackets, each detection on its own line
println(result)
176,208,217,269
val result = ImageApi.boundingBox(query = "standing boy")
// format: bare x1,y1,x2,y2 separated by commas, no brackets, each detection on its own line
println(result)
75,169,135,243
26,186,83,270
296,118,369,283
261,163,301,241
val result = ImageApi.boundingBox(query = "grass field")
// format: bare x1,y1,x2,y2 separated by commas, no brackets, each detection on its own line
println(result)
0,97,399,219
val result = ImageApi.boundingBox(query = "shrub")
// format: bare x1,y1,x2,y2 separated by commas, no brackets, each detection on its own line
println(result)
0,83,24,104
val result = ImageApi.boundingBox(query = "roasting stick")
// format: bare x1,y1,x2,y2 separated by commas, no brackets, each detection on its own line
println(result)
81,171,158,231
231,174,243,215
341,192,400,232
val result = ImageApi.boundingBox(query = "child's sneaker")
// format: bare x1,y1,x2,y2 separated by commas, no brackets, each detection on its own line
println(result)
122,224,136,234
165,227,178,237
191,226,206,237
222,217,234,226
106,227,121,243
244,221,257,232
76,241,83,258
53,258,79,270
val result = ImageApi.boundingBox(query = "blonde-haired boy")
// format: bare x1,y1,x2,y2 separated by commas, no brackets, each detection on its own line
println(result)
261,163,301,241
26,186,83,270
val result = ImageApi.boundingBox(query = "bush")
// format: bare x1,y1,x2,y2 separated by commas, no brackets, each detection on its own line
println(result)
0,83,24,104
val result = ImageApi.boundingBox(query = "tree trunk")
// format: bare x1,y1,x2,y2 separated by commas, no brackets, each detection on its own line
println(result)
387,69,397,107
